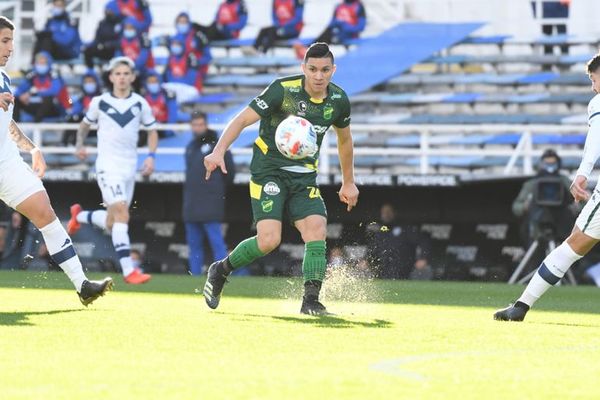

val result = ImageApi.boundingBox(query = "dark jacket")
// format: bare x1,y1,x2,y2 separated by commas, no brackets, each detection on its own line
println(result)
183,130,235,222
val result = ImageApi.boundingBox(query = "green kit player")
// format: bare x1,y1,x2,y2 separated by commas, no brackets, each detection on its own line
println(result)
202,42,359,315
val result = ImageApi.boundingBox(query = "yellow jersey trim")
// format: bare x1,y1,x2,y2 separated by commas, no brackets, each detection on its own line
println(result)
250,180,262,200
254,136,268,155
280,78,302,88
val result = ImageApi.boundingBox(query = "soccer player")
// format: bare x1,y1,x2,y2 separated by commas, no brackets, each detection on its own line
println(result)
495,52,600,321
203,42,359,315
0,16,112,305
68,56,157,285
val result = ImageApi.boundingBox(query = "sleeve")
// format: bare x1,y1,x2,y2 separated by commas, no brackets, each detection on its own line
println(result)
248,80,284,118
83,96,100,124
14,75,32,97
226,3,248,31
341,5,366,34
166,93,178,123
576,119,600,179
333,93,351,128
140,98,157,128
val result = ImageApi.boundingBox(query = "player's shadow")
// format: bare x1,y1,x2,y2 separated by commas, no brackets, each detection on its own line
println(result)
0,309,84,326
215,311,393,329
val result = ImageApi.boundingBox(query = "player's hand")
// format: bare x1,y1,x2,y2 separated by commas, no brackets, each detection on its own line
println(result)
75,145,88,160
30,148,47,178
141,156,155,176
338,182,359,212
0,92,13,111
570,175,590,203
204,151,227,180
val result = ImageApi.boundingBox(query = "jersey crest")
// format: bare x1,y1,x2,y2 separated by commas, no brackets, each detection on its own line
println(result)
99,99,142,127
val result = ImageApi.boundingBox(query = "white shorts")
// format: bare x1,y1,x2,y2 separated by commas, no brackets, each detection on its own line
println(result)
0,156,45,209
97,170,135,206
576,190,600,239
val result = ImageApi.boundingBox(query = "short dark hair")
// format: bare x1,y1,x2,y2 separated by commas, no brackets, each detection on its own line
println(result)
0,16,15,31
304,42,334,64
587,52,600,74
191,110,207,121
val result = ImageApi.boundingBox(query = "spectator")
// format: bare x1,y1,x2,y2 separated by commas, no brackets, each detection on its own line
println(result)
183,111,235,276
14,51,70,122
366,203,432,280
64,70,102,145
196,0,248,42
143,70,177,141
245,0,304,55
32,0,81,62
293,0,366,59
173,12,212,65
162,35,206,94
111,0,152,33
83,1,124,69
114,17,154,84
531,0,571,55
329,245,344,268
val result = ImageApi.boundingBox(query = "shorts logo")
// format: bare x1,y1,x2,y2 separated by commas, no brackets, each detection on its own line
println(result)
323,104,334,120
263,182,280,196
261,200,273,213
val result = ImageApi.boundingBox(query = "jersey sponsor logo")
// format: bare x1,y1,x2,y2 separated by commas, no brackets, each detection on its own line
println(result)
330,93,341,100
313,125,328,135
323,105,334,120
261,199,274,213
263,181,280,196
253,97,269,110
99,100,142,127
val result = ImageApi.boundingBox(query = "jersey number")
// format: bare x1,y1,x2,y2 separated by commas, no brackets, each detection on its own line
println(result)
110,184,123,197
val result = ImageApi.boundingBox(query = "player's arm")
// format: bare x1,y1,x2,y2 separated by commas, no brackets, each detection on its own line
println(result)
333,124,359,211
204,106,260,180
141,129,159,176
8,120,46,178
75,120,92,160
572,119,600,201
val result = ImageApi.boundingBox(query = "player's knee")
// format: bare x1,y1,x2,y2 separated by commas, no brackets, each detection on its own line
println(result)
257,232,281,253
301,222,327,242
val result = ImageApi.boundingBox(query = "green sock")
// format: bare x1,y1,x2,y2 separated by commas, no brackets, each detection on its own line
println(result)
302,240,327,282
228,236,266,269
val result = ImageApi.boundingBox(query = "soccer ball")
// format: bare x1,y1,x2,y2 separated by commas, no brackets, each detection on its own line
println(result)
274,115,318,160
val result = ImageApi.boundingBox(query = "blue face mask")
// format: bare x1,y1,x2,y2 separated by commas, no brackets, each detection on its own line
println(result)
170,44,184,56
123,29,136,39
83,82,97,94
146,82,160,94
176,23,190,35
35,64,50,75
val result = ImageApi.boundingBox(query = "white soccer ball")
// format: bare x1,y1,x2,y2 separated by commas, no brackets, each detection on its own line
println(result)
274,115,318,160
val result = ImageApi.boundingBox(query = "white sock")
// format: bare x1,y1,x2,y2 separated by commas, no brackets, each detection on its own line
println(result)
112,222,134,277
77,210,107,230
586,263,600,287
39,218,87,292
518,242,582,307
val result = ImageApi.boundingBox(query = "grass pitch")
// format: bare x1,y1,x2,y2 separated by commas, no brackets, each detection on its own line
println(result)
1,270,600,399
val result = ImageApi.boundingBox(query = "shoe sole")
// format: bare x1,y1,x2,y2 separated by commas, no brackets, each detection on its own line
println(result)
124,276,152,285
80,278,114,306
493,312,525,322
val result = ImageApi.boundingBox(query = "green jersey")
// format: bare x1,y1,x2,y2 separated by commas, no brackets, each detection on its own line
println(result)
247,74,351,174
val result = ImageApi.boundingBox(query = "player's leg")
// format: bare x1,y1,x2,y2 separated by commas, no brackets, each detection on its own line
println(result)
185,222,205,275
203,177,286,309
495,196,600,321
100,175,150,284
8,174,112,306
67,204,108,235
289,174,330,315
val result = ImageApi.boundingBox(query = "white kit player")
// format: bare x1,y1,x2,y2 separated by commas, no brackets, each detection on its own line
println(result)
69,56,157,285
0,16,112,305
495,52,600,321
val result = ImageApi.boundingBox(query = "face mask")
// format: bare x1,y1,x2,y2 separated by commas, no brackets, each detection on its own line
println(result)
123,29,136,39
170,44,183,56
541,161,559,174
176,23,190,35
51,7,65,17
35,64,50,75
83,82,97,94
146,82,160,94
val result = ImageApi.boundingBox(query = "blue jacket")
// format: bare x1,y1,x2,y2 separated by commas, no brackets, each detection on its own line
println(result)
111,0,153,32
183,131,235,222
44,11,81,58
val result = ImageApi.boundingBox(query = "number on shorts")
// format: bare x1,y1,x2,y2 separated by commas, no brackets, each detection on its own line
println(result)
110,184,123,197
307,186,321,199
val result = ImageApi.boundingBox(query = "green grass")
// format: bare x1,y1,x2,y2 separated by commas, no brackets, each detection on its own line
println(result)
1,270,600,399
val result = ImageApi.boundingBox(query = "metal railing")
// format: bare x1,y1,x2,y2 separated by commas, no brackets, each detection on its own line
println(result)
19,122,586,176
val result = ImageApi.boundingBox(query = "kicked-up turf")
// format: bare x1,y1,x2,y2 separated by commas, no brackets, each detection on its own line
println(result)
1,270,600,399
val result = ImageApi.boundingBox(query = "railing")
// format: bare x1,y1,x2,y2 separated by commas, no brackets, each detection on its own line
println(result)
19,123,586,176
